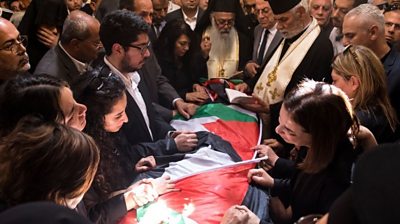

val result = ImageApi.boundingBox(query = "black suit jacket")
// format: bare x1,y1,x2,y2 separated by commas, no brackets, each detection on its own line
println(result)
34,44,82,86
246,26,283,90
165,8,204,29
140,48,181,121
383,46,400,120
95,61,174,145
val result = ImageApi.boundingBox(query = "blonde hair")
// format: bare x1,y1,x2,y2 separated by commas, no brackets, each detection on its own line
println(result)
332,45,398,131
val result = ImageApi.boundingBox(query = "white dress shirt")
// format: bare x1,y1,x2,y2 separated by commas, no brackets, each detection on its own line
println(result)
104,57,153,140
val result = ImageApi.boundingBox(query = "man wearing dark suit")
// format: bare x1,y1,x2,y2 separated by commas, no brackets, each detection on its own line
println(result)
34,11,102,87
120,0,197,121
98,10,197,147
165,0,204,30
150,0,169,42
95,0,119,21
242,0,283,91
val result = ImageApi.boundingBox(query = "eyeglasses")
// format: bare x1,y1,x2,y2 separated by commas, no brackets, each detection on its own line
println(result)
125,42,151,55
214,18,235,27
377,2,389,11
384,3,400,12
0,35,28,54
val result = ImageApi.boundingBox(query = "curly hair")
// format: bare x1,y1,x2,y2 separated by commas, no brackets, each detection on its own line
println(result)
78,68,129,199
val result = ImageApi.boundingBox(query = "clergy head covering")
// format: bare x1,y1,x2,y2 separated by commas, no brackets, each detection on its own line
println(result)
212,0,238,13
327,143,400,224
269,0,301,14
195,0,249,34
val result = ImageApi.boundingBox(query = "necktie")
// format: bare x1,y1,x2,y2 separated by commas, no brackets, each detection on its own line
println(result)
257,29,269,65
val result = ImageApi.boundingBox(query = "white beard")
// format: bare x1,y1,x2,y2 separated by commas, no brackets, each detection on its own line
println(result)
205,20,240,79
208,19,236,62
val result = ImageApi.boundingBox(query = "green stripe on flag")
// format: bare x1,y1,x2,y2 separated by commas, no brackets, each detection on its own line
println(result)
174,103,257,122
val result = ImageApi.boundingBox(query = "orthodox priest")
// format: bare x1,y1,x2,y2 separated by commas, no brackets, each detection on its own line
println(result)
195,0,252,80
250,0,333,152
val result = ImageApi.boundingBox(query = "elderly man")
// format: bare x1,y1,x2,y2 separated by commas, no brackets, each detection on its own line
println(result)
248,0,332,148
196,0,252,80
309,0,333,33
242,0,282,91
329,0,367,55
0,18,30,85
151,0,169,40
34,11,102,86
165,0,204,30
342,3,400,122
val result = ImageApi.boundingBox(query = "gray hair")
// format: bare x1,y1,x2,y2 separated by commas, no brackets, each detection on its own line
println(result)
60,16,91,44
346,3,385,31
295,0,311,14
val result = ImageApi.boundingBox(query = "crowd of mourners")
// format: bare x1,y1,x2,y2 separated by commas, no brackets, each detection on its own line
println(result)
0,0,399,223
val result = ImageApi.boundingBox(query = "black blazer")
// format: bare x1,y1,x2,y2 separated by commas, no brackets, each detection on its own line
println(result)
34,44,81,86
95,61,174,145
165,8,204,29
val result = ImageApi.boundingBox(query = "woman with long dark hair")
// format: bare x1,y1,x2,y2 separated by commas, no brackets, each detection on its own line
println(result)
154,19,209,104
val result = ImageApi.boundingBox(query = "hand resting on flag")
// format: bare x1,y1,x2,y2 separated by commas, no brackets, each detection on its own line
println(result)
123,176,179,210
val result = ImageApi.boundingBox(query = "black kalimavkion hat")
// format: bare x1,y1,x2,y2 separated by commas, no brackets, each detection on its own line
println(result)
269,0,301,15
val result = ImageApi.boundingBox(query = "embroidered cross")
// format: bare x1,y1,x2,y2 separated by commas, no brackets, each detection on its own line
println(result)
218,68,225,78
255,82,264,92
266,66,277,87
269,88,280,100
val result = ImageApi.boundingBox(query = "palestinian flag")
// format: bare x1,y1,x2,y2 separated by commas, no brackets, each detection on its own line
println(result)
118,104,262,224
171,103,261,160
119,158,265,224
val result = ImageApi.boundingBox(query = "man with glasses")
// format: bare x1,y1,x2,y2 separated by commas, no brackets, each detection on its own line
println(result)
34,11,102,86
342,3,400,123
0,17,30,84
329,0,367,55
121,0,197,122
243,0,282,91
195,0,252,81
96,10,197,148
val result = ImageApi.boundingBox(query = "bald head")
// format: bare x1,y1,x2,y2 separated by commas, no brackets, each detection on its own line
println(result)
0,18,30,80
60,10,101,63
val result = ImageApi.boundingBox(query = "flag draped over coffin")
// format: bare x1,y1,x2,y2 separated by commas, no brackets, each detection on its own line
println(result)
171,103,261,161
119,103,261,224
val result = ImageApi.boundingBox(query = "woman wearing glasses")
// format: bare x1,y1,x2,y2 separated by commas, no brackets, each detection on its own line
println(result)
154,19,209,104
331,45,399,143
